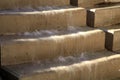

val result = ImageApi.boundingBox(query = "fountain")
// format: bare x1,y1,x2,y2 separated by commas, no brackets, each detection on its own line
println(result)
0,0,120,80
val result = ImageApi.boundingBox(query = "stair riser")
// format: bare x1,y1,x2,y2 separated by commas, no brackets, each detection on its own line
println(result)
87,6,120,27
1,30,105,66
105,30,120,51
0,8,86,34
0,0,69,10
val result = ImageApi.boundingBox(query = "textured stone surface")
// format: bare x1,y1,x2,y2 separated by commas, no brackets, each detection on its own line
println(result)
103,25,120,51
105,0,120,3
0,0,70,10
87,5,120,27
0,7,86,34
70,0,120,7
1,50,120,80
0,27,105,65
70,0,104,7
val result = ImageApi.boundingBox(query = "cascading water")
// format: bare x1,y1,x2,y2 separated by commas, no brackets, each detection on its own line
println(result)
1,6,119,80
6,50,120,80
1,22,119,79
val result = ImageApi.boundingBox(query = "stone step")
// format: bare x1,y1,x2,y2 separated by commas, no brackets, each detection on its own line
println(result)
70,0,104,8
0,6,86,34
70,0,120,8
87,5,120,27
1,50,120,80
0,0,70,10
0,27,105,66
101,24,120,51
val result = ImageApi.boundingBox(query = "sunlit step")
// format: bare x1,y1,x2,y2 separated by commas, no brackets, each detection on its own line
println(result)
0,27,105,66
87,5,120,27
1,50,120,80
0,7,86,34
0,0,70,10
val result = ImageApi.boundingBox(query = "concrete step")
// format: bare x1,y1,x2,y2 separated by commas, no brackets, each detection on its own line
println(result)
70,0,104,8
70,0,120,8
100,24,120,51
0,6,86,34
0,0,70,10
0,27,105,66
87,5,120,27
1,50,120,80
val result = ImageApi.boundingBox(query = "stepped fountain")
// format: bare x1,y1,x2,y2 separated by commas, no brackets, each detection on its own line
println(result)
0,0,120,80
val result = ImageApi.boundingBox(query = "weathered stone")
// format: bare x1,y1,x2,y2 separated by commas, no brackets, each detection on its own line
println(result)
87,5,120,27
0,0,70,10
1,50,120,80
0,7,86,34
0,27,105,65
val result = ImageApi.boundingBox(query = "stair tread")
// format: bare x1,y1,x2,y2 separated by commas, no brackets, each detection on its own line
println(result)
0,0,70,10
95,2,120,8
105,0,120,3
0,27,102,43
100,24,120,32
2,50,120,79
90,5,120,11
0,6,76,14
71,0,120,8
